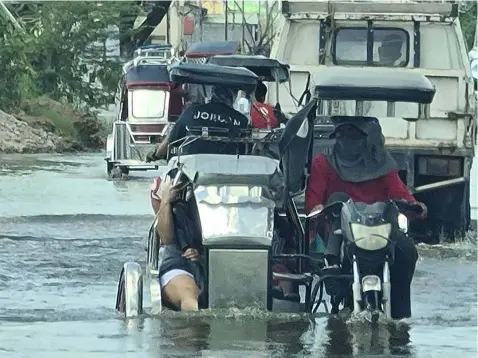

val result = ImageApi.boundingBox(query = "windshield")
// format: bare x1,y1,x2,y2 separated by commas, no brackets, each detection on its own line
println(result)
334,27,409,67
194,185,275,242
131,89,166,119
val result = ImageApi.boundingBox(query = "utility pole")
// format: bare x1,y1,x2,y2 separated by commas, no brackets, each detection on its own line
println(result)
241,0,245,52
224,0,228,40
199,0,203,42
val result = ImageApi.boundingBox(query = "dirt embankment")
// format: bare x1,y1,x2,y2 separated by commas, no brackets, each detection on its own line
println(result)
0,97,105,153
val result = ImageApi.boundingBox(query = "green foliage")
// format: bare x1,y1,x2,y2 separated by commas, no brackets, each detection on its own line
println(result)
459,2,477,51
0,1,142,112
0,20,37,109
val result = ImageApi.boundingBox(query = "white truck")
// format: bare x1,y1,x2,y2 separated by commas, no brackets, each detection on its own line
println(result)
469,5,477,229
269,0,476,242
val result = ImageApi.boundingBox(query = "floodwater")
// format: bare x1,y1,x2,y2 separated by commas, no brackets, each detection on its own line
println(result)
0,153,476,358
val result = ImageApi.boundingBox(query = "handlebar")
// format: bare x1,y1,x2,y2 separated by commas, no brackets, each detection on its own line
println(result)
393,199,424,215
185,125,280,139
307,199,424,221
307,201,343,220
167,125,282,160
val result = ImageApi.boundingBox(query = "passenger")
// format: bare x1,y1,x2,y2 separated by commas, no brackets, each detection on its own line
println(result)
251,81,280,129
152,178,299,304
304,116,427,319
152,172,204,311
146,85,249,162
378,34,406,67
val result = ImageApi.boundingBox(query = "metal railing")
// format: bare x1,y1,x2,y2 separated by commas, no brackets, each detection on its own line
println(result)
113,121,165,162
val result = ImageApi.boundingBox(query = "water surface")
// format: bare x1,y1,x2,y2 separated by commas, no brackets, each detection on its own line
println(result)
0,153,476,357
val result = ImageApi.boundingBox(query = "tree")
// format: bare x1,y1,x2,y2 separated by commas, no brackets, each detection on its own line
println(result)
0,1,172,112
459,1,477,51
131,1,173,54
233,0,280,56
0,19,37,110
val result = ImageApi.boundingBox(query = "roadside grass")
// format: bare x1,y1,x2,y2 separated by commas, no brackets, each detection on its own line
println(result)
20,96,79,139
30,105,78,139
15,96,109,150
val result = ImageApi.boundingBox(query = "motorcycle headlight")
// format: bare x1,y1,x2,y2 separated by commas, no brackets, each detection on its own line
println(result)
350,223,391,251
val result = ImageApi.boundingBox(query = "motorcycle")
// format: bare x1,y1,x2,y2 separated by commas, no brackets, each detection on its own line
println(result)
308,198,424,322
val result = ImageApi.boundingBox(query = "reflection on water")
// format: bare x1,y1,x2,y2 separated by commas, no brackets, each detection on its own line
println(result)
0,153,476,357
115,315,416,357
300,316,414,357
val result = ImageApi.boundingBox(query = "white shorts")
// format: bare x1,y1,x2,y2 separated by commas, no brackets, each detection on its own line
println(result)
159,269,193,288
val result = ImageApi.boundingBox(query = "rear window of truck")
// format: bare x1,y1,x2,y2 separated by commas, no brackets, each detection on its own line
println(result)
333,28,409,67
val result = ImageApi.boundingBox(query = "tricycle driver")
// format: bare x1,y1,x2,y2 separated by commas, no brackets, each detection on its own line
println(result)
146,85,249,162
305,117,427,319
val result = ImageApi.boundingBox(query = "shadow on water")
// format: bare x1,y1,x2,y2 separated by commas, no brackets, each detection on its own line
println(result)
147,315,310,357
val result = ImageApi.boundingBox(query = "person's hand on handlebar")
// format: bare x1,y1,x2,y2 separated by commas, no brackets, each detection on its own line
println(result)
395,199,428,220
312,204,324,213
414,201,428,219
146,150,156,163
146,141,168,163
146,151,158,163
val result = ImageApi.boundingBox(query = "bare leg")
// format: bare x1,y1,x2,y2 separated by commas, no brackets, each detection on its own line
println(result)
162,274,200,311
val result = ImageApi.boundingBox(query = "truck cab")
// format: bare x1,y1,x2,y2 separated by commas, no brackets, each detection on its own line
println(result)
270,0,476,242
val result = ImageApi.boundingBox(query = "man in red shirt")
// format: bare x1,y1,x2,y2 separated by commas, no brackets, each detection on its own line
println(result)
305,116,426,319
251,81,280,129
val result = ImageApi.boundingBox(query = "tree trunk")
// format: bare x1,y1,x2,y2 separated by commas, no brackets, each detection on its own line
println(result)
125,1,172,55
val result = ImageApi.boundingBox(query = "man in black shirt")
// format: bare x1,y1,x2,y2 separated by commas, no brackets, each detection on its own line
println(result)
146,85,249,161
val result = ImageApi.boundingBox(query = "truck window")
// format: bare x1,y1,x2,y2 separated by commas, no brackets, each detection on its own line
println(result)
334,28,409,67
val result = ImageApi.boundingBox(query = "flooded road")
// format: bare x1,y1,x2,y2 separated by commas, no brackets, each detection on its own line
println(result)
0,153,476,357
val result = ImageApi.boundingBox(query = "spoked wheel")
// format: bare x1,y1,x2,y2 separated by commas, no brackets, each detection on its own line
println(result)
110,166,123,179
115,268,126,313
106,160,113,176
110,166,129,179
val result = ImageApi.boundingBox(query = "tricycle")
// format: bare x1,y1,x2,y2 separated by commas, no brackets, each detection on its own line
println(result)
115,61,319,316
